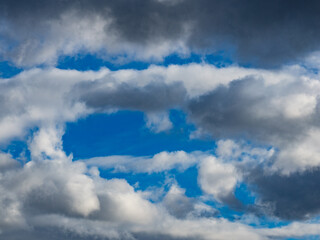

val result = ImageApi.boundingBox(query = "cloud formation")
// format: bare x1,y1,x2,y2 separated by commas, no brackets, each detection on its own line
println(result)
3,1,320,239
0,122,265,240
2,63,320,238
1,64,320,174
2,0,320,67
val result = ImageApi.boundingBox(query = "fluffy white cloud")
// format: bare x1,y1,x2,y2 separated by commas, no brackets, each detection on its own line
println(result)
198,156,239,200
0,124,266,240
0,119,319,239
272,128,320,174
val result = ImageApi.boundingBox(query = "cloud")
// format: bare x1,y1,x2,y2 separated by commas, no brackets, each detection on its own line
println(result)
162,184,218,219
0,64,252,143
76,80,187,112
198,156,240,203
83,139,275,210
246,167,320,220
187,67,320,173
0,68,92,143
0,152,19,171
3,64,320,174
259,222,320,239
0,98,319,239
2,0,320,67
3,1,320,238
0,124,267,240
83,150,202,173
145,111,173,133
2,64,320,173
3,63,320,232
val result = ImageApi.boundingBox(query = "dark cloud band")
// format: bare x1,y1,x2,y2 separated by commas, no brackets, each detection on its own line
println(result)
1,0,320,67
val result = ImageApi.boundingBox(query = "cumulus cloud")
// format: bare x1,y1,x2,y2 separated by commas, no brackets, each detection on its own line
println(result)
2,63,320,237
198,156,240,202
3,1,320,238
5,64,320,172
83,139,275,210
162,184,218,220
2,64,320,174
0,64,254,144
187,67,320,174
0,124,267,240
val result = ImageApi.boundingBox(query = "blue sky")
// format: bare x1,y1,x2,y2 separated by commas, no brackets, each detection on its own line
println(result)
2,1,320,240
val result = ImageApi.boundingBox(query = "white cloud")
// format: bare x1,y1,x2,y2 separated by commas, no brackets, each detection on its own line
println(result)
162,184,195,218
83,150,203,173
2,63,320,238
1,123,320,239
258,221,320,239
272,128,320,174
0,152,19,172
0,125,266,240
145,111,173,133
198,156,240,200
2,3,320,237
215,139,274,165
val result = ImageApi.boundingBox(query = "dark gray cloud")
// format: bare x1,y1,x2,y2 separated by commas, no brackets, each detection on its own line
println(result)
1,228,198,240
76,81,187,112
1,0,320,67
186,0,320,67
0,227,130,240
187,76,320,144
246,167,320,220
0,228,92,240
132,232,198,240
108,0,320,66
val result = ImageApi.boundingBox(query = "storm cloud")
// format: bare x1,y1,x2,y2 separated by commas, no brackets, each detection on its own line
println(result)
77,80,187,112
247,167,320,220
1,0,320,66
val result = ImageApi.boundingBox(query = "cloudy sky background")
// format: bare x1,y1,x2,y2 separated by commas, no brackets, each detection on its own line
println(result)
1,0,320,239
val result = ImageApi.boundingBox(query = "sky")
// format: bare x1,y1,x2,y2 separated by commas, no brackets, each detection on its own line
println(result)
2,0,320,239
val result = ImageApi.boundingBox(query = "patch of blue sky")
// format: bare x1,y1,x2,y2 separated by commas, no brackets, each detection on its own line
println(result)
96,165,200,200
173,166,202,197
0,127,35,163
0,139,30,164
63,109,215,159
235,183,256,206
63,109,217,203
285,237,320,240
0,61,22,78
0,50,234,77
57,53,149,71
99,170,167,193
56,51,234,72
99,166,257,222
